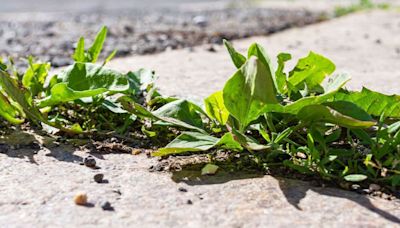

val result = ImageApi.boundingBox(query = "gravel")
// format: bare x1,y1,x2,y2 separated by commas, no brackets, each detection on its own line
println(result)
0,8,324,68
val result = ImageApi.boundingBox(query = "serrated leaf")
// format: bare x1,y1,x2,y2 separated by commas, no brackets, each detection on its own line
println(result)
288,52,335,90
38,63,128,107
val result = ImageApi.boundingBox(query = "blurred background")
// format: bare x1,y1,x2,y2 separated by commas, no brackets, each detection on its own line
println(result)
0,0,392,67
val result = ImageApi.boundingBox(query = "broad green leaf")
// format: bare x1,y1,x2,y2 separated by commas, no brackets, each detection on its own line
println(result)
73,37,85,62
334,87,400,118
102,95,128,114
275,52,291,94
223,57,278,131
216,132,243,151
297,101,376,128
322,73,351,93
247,43,276,88
223,40,246,68
288,52,335,90
344,174,368,182
22,61,51,97
204,91,229,125
153,99,204,128
0,70,44,124
262,74,350,115
38,63,128,107
0,92,24,124
38,83,106,107
87,26,107,63
127,69,156,93
152,132,220,156
153,132,242,156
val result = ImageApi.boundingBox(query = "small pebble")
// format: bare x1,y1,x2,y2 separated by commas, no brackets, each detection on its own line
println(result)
296,152,307,159
178,187,188,192
94,173,104,183
101,201,114,211
206,45,216,52
351,184,361,191
186,199,193,205
74,193,88,205
83,156,96,168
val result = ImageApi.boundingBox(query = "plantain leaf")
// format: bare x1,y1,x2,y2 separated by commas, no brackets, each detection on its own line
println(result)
152,132,242,156
297,101,376,128
223,56,278,131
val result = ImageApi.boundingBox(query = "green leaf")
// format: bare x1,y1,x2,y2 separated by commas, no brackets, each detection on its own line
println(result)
216,132,243,151
344,174,368,182
223,56,278,131
288,52,335,90
223,39,246,68
0,92,24,124
204,91,229,125
119,97,206,133
73,37,85,62
152,132,220,156
247,43,276,88
87,26,107,63
231,127,270,151
153,99,204,128
127,69,156,93
103,49,117,66
297,101,376,128
38,63,128,107
22,61,51,97
0,70,45,124
201,164,219,175
262,74,350,115
334,87,400,118
153,132,242,156
275,52,291,94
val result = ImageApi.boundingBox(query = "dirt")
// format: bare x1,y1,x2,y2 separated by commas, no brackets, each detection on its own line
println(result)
1,9,400,228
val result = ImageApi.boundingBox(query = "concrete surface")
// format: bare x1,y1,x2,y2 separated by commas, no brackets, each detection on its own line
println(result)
1,9,400,228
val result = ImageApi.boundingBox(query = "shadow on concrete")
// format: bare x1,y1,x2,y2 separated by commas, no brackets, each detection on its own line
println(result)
172,163,400,224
